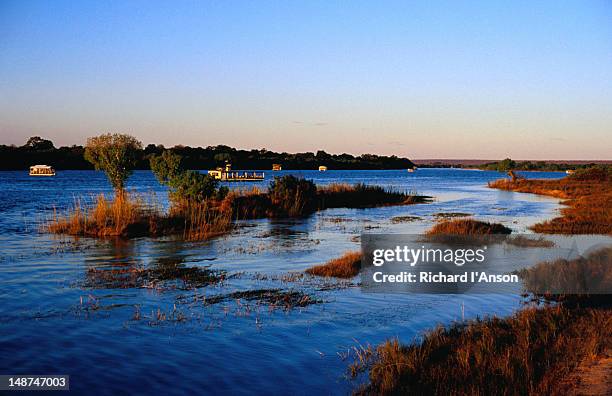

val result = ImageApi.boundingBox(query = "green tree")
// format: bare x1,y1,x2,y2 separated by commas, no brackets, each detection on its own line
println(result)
84,133,142,192
497,158,516,172
24,136,55,151
150,151,227,203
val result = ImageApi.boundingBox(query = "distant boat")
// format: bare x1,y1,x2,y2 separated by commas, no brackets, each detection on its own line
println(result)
318,166,327,172
407,168,415,173
566,169,575,175
208,163,264,181
272,163,282,171
29,165,55,176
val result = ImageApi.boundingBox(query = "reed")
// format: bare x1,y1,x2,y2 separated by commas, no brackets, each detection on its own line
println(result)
46,192,232,240
354,306,611,395
306,251,362,278
318,183,429,209
426,219,512,235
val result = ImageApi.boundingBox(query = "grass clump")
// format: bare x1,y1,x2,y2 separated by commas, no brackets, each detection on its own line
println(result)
46,192,233,240
426,219,512,235
306,251,362,278
354,306,611,395
318,183,429,209
229,176,431,220
488,167,612,234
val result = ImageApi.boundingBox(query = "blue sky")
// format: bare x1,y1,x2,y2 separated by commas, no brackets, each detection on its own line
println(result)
1,0,611,159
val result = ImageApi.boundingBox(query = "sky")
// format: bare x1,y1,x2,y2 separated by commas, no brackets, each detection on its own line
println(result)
0,0,611,159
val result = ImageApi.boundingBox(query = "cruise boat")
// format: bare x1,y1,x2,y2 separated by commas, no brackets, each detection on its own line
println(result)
208,163,264,181
29,165,56,176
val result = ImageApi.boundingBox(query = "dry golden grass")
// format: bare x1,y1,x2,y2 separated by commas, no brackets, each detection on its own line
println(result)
519,246,612,297
46,193,233,240
306,251,362,278
355,306,612,395
488,167,612,234
426,219,512,235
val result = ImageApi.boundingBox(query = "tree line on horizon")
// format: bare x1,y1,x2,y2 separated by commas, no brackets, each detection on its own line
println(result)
0,136,415,171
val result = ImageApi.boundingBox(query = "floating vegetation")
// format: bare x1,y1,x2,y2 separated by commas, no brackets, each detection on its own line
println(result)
178,288,322,310
84,260,232,290
391,215,422,223
433,212,472,219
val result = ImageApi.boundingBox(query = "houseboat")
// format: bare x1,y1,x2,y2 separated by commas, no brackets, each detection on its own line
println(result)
208,163,264,181
29,165,56,176
272,163,282,171
318,165,327,172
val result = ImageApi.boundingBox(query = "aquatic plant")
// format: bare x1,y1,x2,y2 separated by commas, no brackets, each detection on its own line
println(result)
426,219,512,235
317,183,429,209
46,192,233,240
84,133,142,192
306,251,362,278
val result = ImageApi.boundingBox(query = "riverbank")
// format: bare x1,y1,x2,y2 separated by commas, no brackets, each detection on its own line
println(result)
488,167,611,234
354,167,611,395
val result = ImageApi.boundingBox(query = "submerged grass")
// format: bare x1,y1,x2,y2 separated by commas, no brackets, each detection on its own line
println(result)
488,167,612,234
306,251,362,278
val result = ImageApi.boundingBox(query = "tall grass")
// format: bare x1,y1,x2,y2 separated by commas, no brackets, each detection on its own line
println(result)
306,251,362,278
355,306,611,395
426,219,512,235
46,192,233,240
318,183,428,209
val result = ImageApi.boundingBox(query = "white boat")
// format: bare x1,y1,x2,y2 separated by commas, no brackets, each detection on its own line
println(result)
318,166,327,171
29,165,56,176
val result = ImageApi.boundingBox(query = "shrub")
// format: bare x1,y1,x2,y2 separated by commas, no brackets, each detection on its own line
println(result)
268,175,318,217
150,151,228,204
84,133,142,192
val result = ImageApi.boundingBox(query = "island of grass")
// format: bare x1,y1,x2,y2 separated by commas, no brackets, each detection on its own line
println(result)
427,218,512,235
306,251,362,279
47,134,431,239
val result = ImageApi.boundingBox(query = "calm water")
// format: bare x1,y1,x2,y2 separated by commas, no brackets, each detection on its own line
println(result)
0,169,567,395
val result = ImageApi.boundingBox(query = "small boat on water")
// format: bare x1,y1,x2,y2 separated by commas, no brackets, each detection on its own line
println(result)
29,165,56,176
208,163,264,181
566,169,575,175
272,163,282,171
318,166,327,172
407,168,416,173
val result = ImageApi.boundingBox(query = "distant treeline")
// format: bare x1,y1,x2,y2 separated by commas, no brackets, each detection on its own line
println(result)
0,136,415,170
478,158,608,172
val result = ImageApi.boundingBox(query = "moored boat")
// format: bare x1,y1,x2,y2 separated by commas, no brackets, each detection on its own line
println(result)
29,165,56,176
